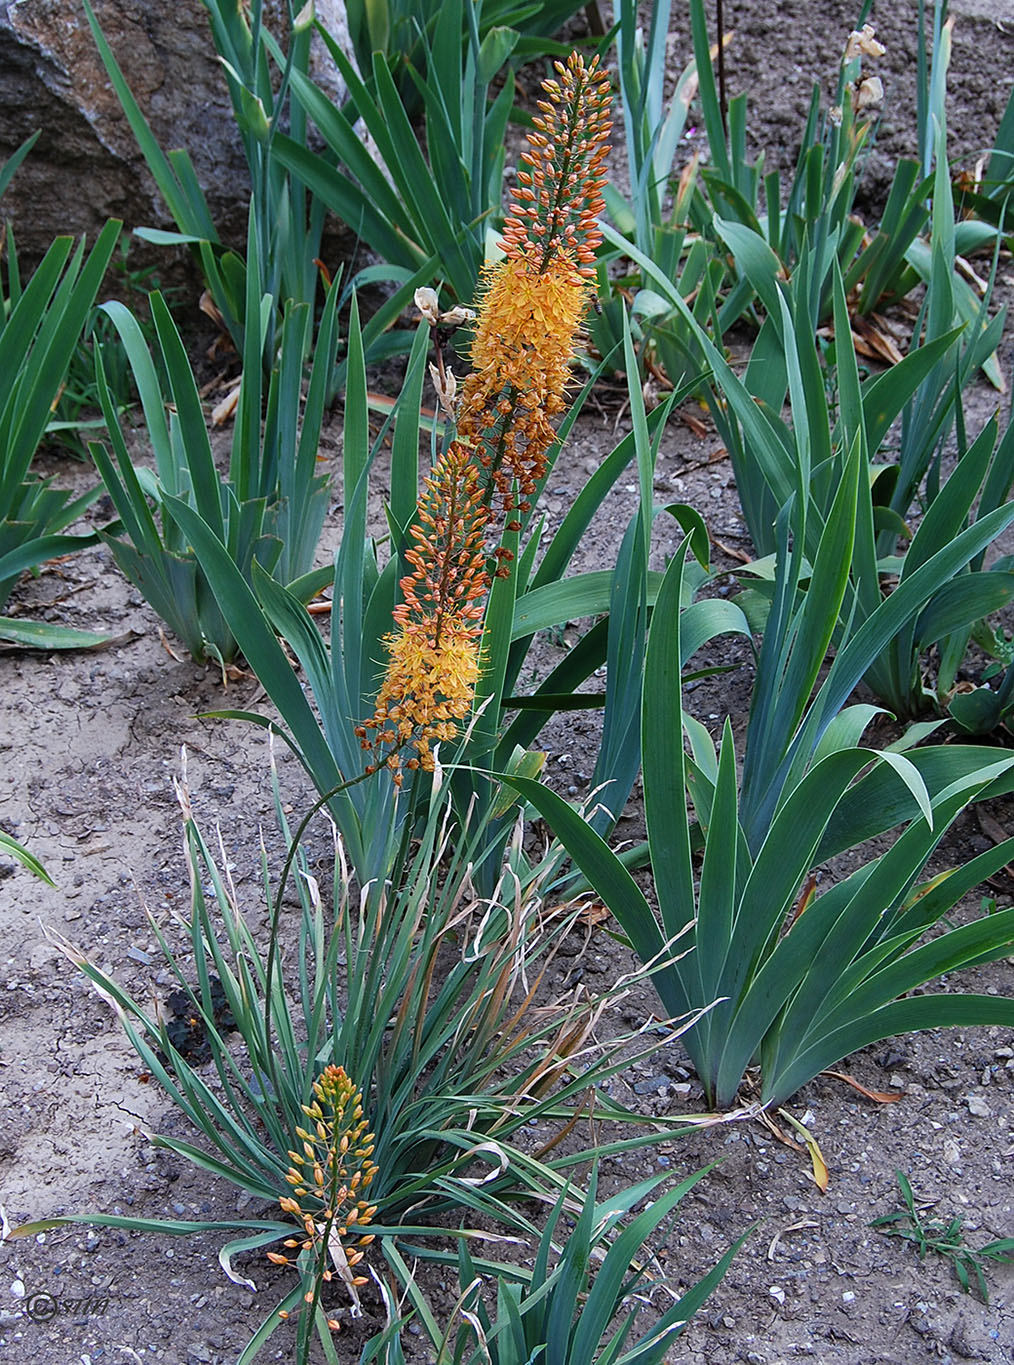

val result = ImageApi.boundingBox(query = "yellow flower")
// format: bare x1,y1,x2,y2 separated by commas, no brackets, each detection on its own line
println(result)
359,443,488,777
456,53,611,519
458,254,591,514
359,52,612,775
369,618,482,773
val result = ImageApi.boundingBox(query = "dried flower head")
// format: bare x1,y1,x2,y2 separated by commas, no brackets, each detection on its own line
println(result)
414,286,441,325
429,360,458,418
855,74,884,112
844,23,886,63
439,304,477,328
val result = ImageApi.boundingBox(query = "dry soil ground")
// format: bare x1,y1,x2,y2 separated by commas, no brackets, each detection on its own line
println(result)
3,2,1014,1362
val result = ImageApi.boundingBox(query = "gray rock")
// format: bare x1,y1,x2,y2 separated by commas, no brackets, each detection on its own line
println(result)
1,0,242,253
632,1074,668,1095
0,0,353,261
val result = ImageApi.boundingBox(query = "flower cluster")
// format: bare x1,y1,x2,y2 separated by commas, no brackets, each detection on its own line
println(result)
269,1066,378,1326
358,444,489,778
500,51,612,280
360,53,612,780
458,52,611,520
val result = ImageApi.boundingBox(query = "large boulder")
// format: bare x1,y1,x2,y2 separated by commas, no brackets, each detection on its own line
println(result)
0,0,352,261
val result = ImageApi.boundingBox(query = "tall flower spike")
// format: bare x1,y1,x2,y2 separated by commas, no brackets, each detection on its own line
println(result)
361,53,611,775
458,52,611,518
500,51,611,278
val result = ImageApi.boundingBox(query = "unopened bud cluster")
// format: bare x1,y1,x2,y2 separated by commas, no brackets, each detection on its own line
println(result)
269,1066,378,1315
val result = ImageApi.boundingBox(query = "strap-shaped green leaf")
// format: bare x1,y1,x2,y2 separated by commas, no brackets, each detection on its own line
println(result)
766,991,1014,1108
642,544,696,945
164,496,342,795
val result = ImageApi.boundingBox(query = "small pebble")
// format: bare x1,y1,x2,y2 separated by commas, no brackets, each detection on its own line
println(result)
632,1074,668,1095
